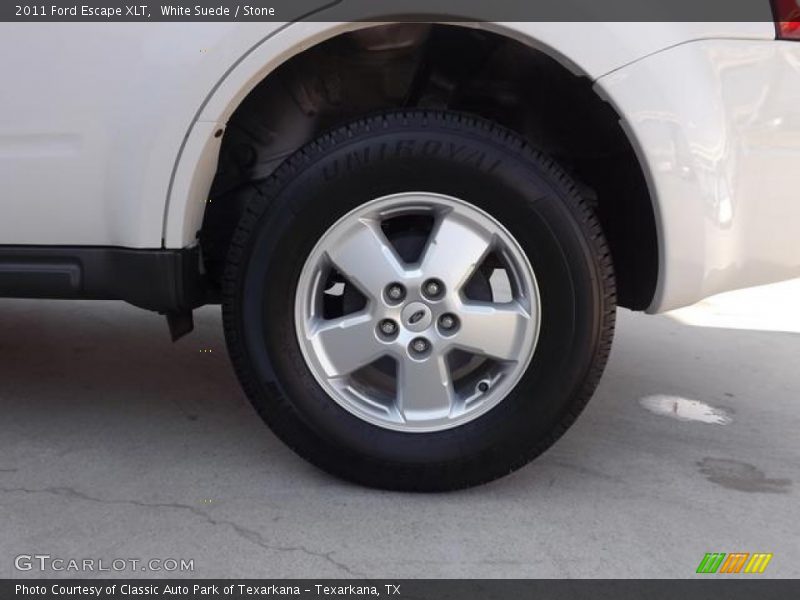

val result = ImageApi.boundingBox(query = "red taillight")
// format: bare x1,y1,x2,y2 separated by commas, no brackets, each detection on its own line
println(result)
772,0,800,39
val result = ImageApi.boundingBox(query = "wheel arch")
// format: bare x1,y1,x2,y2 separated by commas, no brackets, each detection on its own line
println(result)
165,21,661,310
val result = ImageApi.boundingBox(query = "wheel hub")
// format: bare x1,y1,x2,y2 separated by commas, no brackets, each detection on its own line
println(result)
295,192,541,432
401,301,433,333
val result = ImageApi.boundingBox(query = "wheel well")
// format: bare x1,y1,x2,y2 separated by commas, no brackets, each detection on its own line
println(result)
201,23,658,310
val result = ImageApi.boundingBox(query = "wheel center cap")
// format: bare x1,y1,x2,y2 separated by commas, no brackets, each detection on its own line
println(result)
401,302,433,332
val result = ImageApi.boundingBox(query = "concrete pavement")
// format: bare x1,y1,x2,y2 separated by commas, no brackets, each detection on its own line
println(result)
1,281,798,578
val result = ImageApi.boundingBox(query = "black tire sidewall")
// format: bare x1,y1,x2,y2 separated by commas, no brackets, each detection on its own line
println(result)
227,113,611,484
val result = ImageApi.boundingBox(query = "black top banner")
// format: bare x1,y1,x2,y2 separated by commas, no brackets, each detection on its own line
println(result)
2,0,783,22
4,579,800,600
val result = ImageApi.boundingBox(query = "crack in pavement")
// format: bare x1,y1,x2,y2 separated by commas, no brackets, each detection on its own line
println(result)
0,485,364,577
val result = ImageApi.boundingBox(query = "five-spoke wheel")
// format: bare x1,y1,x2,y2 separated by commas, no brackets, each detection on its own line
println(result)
222,111,615,490
295,193,540,431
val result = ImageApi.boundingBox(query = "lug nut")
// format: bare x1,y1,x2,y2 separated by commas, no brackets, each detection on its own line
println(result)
410,337,430,355
378,319,398,337
439,313,458,331
423,279,444,299
385,283,406,302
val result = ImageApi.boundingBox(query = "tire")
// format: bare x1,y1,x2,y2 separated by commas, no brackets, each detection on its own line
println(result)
222,110,615,491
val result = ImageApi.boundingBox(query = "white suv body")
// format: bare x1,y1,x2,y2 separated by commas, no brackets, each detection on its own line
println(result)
2,21,798,311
